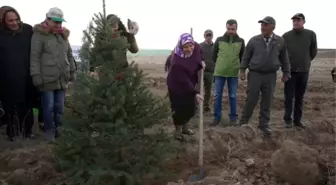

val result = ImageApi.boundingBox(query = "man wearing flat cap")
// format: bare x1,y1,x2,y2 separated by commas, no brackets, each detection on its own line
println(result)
239,16,290,136
198,29,215,112
282,13,317,129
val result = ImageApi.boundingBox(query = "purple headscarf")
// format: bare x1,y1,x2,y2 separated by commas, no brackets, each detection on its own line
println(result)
174,33,195,58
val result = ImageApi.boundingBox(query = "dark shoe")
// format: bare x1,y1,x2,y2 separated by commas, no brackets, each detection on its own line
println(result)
55,127,61,138
44,130,55,142
294,122,306,129
285,124,293,128
204,106,211,112
39,123,44,131
259,127,272,137
6,136,15,141
284,121,293,128
229,120,238,126
210,120,220,126
55,131,60,138
174,132,184,142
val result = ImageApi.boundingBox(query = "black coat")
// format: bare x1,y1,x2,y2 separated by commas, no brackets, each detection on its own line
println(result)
0,23,39,107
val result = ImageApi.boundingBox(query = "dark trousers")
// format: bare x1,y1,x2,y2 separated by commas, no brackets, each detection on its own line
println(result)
168,91,196,126
240,71,277,128
3,104,34,138
38,106,43,123
196,71,213,109
283,72,309,124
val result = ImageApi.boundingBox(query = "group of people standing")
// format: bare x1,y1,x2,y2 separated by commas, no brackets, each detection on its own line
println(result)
166,13,317,140
0,6,76,141
0,6,140,142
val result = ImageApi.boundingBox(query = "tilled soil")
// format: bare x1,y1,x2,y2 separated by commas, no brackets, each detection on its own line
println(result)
0,58,335,185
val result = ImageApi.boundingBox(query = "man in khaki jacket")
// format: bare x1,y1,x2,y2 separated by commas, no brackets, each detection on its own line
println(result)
30,7,76,141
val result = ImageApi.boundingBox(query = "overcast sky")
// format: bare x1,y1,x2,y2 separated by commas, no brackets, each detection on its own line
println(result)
3,0,336,49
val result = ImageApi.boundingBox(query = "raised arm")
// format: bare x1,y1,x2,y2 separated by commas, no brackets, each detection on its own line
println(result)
240,39,253,72
126,33,139,53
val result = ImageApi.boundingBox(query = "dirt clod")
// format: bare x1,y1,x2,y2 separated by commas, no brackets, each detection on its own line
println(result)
271,140,327,185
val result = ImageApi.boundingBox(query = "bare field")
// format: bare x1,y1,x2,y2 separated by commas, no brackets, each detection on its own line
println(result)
141,56,336,185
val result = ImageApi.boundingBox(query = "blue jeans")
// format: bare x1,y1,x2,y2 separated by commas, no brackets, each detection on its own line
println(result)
41,90,66,132
214,76,238,121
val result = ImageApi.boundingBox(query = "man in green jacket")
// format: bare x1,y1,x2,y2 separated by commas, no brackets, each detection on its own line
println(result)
199,29,215,112
211,19,245,126
30,7,76,141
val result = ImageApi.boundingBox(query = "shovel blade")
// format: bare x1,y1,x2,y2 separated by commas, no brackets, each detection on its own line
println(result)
188,167,205,181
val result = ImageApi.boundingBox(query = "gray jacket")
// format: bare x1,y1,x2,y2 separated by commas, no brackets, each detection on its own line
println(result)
240,34,290,75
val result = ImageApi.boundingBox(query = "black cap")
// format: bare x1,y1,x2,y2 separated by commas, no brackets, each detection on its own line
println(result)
291,13,305,21
258,16,276,25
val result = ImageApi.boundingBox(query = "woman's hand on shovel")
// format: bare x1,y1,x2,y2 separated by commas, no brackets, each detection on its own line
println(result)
196,94,204,104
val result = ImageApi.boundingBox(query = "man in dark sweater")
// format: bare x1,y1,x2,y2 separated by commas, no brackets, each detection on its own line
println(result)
199,29,215,112
282,13,317,129
239,16,290,136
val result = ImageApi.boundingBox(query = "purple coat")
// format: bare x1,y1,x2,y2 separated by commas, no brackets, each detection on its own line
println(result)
166,43,203,96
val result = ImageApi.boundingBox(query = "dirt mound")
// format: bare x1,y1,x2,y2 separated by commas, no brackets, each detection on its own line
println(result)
0,144,61,185
167,121,335,185
271,140,327,185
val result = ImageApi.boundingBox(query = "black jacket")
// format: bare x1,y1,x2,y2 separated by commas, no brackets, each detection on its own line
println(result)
0,23,39,106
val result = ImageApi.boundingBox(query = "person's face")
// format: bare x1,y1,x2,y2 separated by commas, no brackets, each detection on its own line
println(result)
47,18,62,31
292,18,305,29
260,23,274,36
204,33,213,42
182,42,194,55
4,11,20,31
226,24,237,35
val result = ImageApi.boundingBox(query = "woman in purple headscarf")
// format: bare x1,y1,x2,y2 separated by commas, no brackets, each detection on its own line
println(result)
166,33,205,141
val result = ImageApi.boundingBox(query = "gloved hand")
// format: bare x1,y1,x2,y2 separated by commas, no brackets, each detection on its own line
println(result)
32,75,43,86
127,19,139,35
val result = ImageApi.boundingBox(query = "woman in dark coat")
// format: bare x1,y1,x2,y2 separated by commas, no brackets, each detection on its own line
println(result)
0,6,39,140
166,33,205,141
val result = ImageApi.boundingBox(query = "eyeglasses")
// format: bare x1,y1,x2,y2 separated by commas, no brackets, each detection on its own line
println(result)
205,34,212,37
